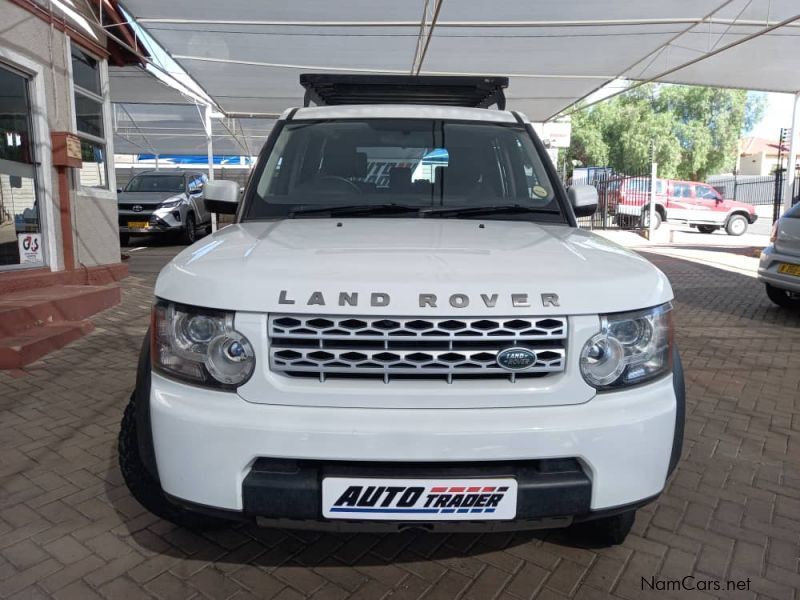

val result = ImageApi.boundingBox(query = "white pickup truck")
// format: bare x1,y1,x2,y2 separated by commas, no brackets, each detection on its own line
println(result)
119,75,684,546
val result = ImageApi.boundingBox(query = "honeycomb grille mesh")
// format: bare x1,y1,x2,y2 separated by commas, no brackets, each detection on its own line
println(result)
268,315,567,383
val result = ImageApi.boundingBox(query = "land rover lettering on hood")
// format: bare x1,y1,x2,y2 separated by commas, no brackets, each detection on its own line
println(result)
118,75,684,547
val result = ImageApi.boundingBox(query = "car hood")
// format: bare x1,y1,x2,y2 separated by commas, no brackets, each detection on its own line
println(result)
118,191,182,205
155,219,673,315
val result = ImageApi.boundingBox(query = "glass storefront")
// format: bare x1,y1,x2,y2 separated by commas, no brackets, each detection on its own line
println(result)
0,64,42,268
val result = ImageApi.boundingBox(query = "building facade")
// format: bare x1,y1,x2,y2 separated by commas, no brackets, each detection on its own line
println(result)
0,0,136,287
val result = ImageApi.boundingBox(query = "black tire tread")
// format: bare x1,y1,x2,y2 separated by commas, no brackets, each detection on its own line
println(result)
182,213,196,245
766,283,800,308
573,510,636,547
118,395,225,530
725,214,748,236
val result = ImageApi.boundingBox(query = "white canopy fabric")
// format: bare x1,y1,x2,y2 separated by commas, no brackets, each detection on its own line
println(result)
109,66,192,105
116,0,800,123
112,102,275,156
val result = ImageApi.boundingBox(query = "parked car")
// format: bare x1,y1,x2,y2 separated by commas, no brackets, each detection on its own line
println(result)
613,177,757,235
117,170,212,246
758,202,800,307
117,74,684,546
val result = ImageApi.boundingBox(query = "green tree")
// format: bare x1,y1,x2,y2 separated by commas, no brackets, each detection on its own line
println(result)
566,84,763,180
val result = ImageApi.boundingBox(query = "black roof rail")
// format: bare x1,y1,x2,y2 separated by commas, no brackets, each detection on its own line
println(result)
300,74,508,110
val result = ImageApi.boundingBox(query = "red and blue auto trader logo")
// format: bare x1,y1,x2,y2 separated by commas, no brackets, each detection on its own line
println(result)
322,479,518,520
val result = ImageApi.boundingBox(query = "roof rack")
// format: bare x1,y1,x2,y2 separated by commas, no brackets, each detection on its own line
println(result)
300,74,508,110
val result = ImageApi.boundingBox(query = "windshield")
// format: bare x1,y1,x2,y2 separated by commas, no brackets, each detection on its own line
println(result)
125,175,185,193
242,119,565,223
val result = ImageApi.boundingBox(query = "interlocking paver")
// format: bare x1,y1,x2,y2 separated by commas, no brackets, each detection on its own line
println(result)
2,244,800,599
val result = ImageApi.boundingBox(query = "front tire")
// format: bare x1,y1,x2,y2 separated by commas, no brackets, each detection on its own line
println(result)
574,509,636,546
119,395,226,530
725,214,748,236
766,283,800,308
182,213,197,245
643,208,662,230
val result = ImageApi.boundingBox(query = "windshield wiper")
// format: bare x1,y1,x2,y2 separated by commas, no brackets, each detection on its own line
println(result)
420,204,561,218
287,204,422,218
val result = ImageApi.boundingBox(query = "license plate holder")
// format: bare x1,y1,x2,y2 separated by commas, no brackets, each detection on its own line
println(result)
777,263,800,277
322,477,517,520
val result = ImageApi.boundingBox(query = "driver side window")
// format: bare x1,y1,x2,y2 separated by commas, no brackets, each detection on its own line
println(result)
696,185,719,200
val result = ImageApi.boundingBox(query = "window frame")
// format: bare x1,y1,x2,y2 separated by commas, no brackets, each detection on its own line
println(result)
242,117,567,223
0,50,56,271
66,40,116,196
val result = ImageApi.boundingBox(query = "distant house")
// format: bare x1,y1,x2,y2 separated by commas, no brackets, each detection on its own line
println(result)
736,136,794,176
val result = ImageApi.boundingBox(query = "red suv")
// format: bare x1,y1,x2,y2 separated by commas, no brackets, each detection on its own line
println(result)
613,178,758,236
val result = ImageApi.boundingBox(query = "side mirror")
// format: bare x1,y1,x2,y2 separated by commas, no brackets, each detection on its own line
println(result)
568,184,598,217
203,180,240,215
116,188,123,194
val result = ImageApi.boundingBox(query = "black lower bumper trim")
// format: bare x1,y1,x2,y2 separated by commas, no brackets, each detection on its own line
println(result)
241,458,592,522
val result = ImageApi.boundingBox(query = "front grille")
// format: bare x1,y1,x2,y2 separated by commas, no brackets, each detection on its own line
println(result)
268,314,567,383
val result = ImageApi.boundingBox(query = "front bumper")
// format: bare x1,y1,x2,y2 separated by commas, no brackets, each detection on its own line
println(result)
119,210,184,234
149,370,679,524
758,245,800,293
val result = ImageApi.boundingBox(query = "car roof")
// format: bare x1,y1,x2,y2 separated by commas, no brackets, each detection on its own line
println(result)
286,104,525,124
133,170,204,177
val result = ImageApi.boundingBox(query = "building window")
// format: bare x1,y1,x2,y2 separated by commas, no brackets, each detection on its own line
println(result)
71,46,107,189
0,63,43,268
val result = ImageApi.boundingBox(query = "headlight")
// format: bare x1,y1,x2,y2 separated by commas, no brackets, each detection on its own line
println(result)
580,303,673,389
152,300,255,389
159,196,184,209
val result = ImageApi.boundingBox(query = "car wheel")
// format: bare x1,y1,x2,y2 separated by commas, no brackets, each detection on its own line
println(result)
725,214,748,236
118,395,227,530
182,213,197,245
766,283,800,308
573,509,636,547
697,225,718,234
643,208,662,230
119,233,130,247
205,223,213,235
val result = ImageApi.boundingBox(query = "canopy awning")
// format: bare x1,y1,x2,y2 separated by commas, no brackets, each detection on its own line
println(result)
115,0,799,123
112,102,274,156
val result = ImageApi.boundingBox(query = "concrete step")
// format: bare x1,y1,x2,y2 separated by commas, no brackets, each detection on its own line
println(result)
0,284,120,337
0,320,95,369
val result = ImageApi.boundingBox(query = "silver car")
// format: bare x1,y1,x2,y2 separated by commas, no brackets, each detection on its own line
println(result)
117,171,212,246
758,202,800,308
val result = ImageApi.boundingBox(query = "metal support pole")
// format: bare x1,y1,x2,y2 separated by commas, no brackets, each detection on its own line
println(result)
784,92,800,214
155,154,159,170
649,161,658,238
204,104,217,232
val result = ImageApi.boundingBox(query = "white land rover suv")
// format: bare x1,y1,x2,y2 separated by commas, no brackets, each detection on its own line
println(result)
119,75,684,546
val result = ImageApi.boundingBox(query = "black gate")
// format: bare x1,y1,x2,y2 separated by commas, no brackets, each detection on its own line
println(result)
708,166,800,223
570,168,653,230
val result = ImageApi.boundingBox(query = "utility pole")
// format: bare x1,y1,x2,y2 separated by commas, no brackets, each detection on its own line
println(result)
774,127,789,222
784,92,799,214
204,104,217,232
648,141,658,238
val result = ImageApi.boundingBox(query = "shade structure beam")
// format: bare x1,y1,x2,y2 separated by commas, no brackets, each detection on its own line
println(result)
132,17,800,28
555,9,800,119
111,0,800,134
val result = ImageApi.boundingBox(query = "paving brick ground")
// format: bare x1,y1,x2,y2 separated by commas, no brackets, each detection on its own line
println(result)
1,245,799,599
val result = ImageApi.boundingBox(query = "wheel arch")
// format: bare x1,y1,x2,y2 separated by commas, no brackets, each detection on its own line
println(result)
132,329,160,482
725,210,751,225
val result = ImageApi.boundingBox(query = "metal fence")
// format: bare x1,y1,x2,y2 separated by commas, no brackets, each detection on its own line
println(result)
570,167,654,230
708,167,800,222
